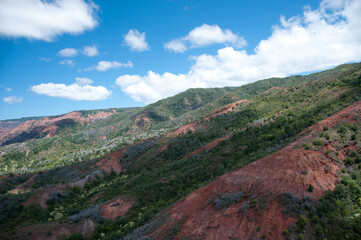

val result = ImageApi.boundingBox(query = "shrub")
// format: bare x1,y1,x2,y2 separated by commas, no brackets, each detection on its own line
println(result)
298,215,308,228
324,132,330,140
67,204,101,223
213,191,244,210
296,233,305,240
351,134,357,140
313,140,324,146
308,184,314,192
240,201,249,212
66,233,86,240
304,144,311,150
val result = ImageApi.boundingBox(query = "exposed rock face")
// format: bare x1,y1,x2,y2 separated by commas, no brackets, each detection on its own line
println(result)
0,111,114,146
142,101,361,240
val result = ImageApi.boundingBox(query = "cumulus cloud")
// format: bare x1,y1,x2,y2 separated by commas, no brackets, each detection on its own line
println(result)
83,45,98,57
0,0,99,41
3,96,22,104
75,77,93,85
124,29,150,52
86,60,133,71
58,48,78,57
164,24,247,52
59,59,76,67
117,0,361,104
6,88,12,92
31,80,111,101
116,71,206,104
164,40,187,53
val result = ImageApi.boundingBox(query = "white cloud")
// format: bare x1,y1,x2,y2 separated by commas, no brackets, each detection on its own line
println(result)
83,45,98,57
124,29,150,52
31,81,111,101
3,96,22,104
75,77,93,85
117,0,361,104
164,24,247,52
58,48,78,57
59,59,76,67
39,57,51,62
6,88,12,92
0,0,99,41
164,40,187,53
116,71,205,104
186,24,247,48
87,60,133,71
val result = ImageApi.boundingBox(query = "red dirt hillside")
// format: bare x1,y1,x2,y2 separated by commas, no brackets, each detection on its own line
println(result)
144,101,361,240
0,111,114,145
164,99,250,139
100,196,136,220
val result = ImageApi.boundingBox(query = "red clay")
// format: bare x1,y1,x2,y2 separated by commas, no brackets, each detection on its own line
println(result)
183,135,232,159
99,196,136,220
204,99,250,121
95,149,125,174
147,100,361,240
22,185,67,208
262,87,283,94
0,111,114,145
9,173,38,194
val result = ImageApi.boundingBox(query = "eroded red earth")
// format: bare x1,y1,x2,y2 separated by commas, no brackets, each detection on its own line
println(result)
146,101,361,240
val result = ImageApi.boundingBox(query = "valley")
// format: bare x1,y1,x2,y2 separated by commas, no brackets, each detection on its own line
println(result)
0,63,361,240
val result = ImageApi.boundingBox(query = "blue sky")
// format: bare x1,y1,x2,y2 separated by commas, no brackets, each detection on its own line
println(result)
1,0,361,120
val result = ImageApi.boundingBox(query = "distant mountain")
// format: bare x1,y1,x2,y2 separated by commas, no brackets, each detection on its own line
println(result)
0,62,360,240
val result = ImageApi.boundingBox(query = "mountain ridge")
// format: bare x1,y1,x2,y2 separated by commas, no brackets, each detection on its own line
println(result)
0,62,360,240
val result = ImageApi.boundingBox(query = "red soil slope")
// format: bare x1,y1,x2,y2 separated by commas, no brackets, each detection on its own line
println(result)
0,111,114,145
204,99,250,121
183,135,232,159
164,99,250,139
146,101,361,240
100,196,136,220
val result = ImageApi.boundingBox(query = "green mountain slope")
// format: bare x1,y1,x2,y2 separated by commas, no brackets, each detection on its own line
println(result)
1,63,360,175
0,62,360,239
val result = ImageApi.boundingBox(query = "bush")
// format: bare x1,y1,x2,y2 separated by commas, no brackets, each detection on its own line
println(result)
66,233,86,240
298,215,308,228
313,140,324,146
324,132,330,140
352,134,357,140
304,144,311,150
308,184,314,192
296,233,305,240
282,229,289,236
67,204,102,223
212,191,244,210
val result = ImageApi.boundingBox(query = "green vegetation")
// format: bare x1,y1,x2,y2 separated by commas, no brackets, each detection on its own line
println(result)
0,62,360,239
